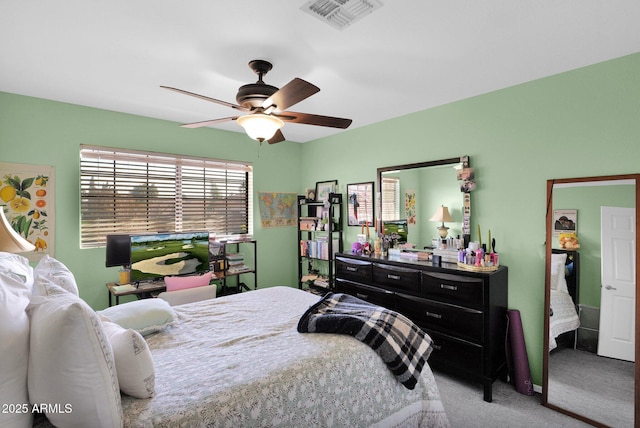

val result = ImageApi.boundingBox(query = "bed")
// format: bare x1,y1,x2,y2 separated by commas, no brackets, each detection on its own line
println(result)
2,251,449,428
119,286,449,427
548,250,580,351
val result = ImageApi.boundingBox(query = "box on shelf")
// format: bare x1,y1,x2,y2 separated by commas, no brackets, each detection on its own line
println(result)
432,248,459,263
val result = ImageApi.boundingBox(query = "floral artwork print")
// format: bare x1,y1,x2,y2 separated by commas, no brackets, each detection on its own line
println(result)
0,162,54,260
405,191,416,225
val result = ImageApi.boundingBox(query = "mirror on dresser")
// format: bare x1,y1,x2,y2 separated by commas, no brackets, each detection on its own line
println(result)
376,156,471,249
542,174,639,427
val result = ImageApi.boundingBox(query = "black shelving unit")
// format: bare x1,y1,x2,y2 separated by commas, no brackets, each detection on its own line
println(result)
219,239,257,296
297,193,343,292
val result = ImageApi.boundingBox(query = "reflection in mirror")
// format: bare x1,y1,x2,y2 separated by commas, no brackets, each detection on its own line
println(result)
377,156,470,250
543,175,639,427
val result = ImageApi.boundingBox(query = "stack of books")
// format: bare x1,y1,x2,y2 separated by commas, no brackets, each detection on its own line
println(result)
300,237,339,260
226,253,252,274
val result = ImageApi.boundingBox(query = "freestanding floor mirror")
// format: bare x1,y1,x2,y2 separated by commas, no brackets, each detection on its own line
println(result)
542,174,640,427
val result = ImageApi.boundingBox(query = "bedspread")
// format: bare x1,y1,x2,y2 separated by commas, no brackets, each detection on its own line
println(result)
121,286,449,427
549,289,580,351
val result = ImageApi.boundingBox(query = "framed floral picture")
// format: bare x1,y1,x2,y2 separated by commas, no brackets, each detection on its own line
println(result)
347,182,374,226
315,180,337,203
0,162,55,261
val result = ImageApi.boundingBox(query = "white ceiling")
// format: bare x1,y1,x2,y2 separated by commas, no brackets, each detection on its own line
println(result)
2,1,640,143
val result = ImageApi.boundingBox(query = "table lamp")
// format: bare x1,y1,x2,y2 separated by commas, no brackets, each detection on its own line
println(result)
0,208,35,252
430,205,454,239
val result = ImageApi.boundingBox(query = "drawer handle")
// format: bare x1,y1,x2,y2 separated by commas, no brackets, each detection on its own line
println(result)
356,293,368,299
346,267,358,272
425,311,442,319
432,344,442,351
440,284,458,291
387,274,401,280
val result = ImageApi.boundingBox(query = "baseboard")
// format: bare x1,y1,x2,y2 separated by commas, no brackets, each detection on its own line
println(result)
533,383,542,394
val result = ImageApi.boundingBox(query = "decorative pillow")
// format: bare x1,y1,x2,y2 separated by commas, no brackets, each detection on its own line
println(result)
102,320,155,398
27,291,122,428
0,253,34,428
99,298,176,336
33,254,79,296
550,253,569,293
164,272,213,292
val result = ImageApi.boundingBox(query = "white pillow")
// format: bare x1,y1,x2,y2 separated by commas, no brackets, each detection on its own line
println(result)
550,253,569,293
102,320,155,398
0,253,33,428
33,275,69,297
33,254,79,296
99,298,176,336
27,291,122,428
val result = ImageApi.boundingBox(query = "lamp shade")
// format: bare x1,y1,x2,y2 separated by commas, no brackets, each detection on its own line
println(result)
237,113,284,142
429,205,453,223
0,208,35,253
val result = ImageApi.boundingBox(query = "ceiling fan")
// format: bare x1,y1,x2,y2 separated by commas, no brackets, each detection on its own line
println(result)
161,59,352,144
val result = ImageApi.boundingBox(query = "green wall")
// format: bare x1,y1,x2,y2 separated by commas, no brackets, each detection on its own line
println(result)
0,93,303,308
298,52,640,386
2,52,639,387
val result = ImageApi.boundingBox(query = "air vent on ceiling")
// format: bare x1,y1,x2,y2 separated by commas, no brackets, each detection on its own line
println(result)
301,0,383,30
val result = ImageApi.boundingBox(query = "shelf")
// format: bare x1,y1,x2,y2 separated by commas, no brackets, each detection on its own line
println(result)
297,193,343,291
221,240,257,292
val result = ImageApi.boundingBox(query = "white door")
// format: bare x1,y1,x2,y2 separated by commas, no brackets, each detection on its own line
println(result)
598,206,635,361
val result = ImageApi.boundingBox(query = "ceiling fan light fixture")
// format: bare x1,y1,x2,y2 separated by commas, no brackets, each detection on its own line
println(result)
237,113,284,142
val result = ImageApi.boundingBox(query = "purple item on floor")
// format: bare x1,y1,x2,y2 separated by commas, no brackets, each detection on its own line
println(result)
505,309,534,396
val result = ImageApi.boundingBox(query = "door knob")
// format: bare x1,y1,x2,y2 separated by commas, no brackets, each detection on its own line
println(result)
604,285,617,290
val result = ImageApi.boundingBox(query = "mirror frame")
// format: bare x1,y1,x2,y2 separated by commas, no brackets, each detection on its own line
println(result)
376,155,471,244
542,173,640,427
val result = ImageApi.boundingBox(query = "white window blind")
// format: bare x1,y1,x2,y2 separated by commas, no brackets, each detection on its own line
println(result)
381,176,400,221
80,145,253,248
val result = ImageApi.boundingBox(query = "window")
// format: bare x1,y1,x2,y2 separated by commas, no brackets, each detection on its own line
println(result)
381,176,400,221
80,145,253,248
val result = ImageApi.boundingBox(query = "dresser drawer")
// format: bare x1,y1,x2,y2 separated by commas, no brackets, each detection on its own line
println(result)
372,263,421,293
336,257,373,282
425,330,483,377
335,279,395,308
422,272,484,306
396,293,483,344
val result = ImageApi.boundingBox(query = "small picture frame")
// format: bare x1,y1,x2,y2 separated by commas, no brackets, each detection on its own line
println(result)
347,182,374,226
315,180,337,203
553,209,577,235
305,188,316,201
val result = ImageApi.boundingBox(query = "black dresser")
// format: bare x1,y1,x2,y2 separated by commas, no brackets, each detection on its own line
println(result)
334,252,508,402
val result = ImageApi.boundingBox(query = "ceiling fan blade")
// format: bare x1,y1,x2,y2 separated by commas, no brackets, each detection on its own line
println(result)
161,86,249,112
268,129,285,144
276,111,352,129
180,117,238,129
262,78,319,112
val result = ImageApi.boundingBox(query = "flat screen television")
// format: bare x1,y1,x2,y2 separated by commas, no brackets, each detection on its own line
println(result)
105,234,131,268
383,219,408,244
129,231,210,283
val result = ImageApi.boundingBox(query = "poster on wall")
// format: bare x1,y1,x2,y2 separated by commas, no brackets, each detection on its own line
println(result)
257,192,298,228
553,209,577,236
0,162,55,261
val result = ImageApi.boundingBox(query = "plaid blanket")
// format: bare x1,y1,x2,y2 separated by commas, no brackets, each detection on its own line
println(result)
297,292,433,390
